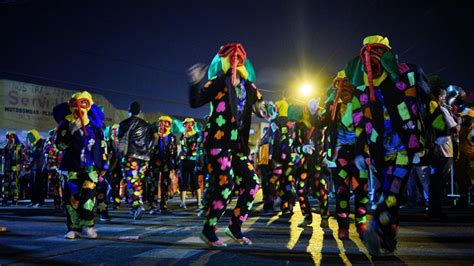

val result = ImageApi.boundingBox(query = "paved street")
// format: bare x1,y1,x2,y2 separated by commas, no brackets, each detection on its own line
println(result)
1,194,474,265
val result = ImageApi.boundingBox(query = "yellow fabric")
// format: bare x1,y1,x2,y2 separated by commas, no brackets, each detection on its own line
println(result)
221,56,249,81
429,100,439,114
185,130,197,137
27,129,41,145
335,70,346,80
71,91,94,110
65,91,94,125
363,70,388,87
183,117,195,124
275,100,288,117
159,115,173,124
363,35,392,49
257,143,270,165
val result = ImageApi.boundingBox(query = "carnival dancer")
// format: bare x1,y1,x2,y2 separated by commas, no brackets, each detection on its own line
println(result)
321,71,370,238
148,115,178,214
53,91,108,239
44,129,62,209
188,43,273,247
178,117,202,209
344,35,428,254
25,129,46,207
1,131,24,205
291,98,331,229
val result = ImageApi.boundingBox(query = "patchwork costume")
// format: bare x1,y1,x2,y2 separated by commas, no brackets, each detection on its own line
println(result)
179,118,202,209
188,43,271,247
344,36,428,254
53,91,107,239
148,115,178,213
44,129,62,208
1,132,25,205
323,71,369,238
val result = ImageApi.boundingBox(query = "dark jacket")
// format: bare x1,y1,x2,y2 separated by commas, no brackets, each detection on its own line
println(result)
118,116,153,161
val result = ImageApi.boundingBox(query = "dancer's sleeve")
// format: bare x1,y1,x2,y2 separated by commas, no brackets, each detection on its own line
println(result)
188,64,223,108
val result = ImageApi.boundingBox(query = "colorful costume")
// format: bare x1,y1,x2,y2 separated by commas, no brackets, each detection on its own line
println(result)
294,100,329,228
104,124,123,209
44,129,62,208
148,115,178,213
179,117,202,209
344,35,427,254
53,91,107,239
1,132,24,205
26,129,46,207
323,71,369,238
188,43,271,247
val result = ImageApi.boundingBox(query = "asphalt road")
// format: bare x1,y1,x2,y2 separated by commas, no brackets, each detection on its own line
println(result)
1,195,473,265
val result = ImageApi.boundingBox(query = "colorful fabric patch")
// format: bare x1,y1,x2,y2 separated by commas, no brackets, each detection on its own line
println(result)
393,167,407,178
216,101,226,112
397,102,411,121
396,81,407,90
370,129,378,143
341,102,353,127
353,111,363,126
216,115,226,127
214,130,225,140
360,93,368,105
407,72,415,86
405,87,417,97
432,114,446,131
339,169,348,178
395,153,409,165
408,134,420,149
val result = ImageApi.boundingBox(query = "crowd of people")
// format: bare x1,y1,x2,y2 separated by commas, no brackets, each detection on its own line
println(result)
0,35,473,256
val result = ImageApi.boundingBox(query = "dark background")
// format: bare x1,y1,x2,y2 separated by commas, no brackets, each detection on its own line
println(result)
1,0,472,118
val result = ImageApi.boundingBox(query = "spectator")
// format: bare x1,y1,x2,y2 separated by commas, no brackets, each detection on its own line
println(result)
426,86,460,219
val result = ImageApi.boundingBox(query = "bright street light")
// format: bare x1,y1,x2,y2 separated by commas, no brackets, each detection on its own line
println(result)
299,83,313,97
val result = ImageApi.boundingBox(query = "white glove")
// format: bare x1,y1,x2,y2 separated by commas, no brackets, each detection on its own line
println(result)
187,63,208,85
354,155,367,171
270,122,279,132
308,98,321,115
302,144,315,155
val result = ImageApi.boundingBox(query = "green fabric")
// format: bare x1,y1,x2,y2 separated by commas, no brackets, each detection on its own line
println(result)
207,55,256,83
341,103,353,127
339,169,347,178
359,169,368,179
208,54,222,81
432,114,446,131
88,171,98,183
325,90,336,105
244,59,256,83
408,71,416,86
395,153,409,166
339,200,348,209
344,57,365,87
397,102,411,121
370,129,378,143
83,198,95,211
66,205,80,229
380,50,399,82
288,104,304,121
351,96,361,110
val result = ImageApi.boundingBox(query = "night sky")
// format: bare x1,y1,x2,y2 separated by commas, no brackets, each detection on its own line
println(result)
1,0,472,119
